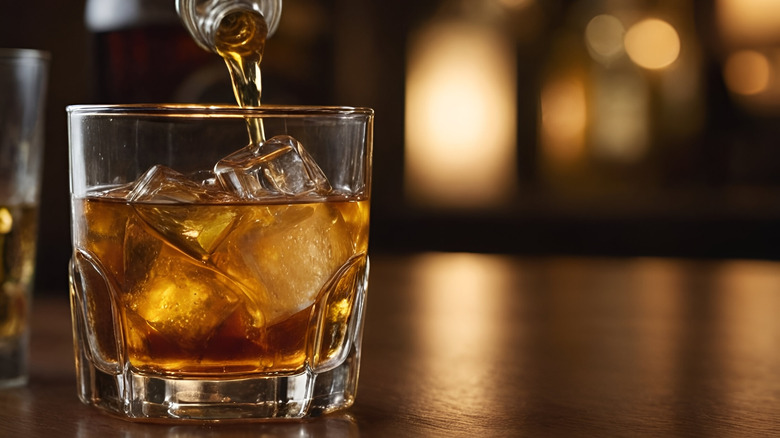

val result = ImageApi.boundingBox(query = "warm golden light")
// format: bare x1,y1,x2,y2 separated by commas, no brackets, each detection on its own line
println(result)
585,14,625,64
717,0,780,47
591,73,649,162
724,50,771,95
498,0,534,10
405,20,517,209
410,253,515,394
625,19,680,70
0,208,12,234
540,76,587,164
716,0,780,113
715,261,780,393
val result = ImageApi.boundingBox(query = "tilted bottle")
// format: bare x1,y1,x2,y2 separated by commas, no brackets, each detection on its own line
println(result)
175,0,283,53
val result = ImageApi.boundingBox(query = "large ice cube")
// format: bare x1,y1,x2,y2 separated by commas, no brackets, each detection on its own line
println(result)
214,135,331,199
211,202,353,324
122,215,164,289
128,165,237,204
123,229,243,351
133,203,239,262
127,165,240,261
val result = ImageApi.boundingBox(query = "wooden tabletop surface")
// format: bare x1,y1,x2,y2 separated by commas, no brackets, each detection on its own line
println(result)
2,252,780,437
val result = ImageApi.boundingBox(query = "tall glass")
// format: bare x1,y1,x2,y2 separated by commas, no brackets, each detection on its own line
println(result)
67,105,373,420
0,49,49,388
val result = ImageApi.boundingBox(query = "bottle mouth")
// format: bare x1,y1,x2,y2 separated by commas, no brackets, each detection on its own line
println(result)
175,0,282,53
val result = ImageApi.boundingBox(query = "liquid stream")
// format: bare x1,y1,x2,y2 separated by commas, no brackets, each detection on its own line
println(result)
215,8,269,145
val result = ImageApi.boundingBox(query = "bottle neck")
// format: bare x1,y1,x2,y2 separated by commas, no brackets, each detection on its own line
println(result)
175,0,282,52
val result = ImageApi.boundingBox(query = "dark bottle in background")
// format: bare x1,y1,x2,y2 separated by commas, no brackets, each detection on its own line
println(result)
85,0,234,104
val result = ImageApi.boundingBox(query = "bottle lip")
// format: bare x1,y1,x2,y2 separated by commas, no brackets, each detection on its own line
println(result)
66,104,375,118
175,0,283,53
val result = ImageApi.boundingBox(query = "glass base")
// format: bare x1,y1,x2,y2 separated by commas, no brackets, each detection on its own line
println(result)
75,343,361,421
0,336,28,389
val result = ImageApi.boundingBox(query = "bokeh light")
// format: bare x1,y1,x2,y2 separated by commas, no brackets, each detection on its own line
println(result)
540,76,587,164
405,20,517,209
724,50,771,96
498,0,534,10
585,14,625,64
625,19,680,70
717,0,780,47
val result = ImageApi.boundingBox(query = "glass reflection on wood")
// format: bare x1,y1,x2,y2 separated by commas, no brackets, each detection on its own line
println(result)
359,254,780,434
399,254,780,433
408,253,519,411
714,261,780,401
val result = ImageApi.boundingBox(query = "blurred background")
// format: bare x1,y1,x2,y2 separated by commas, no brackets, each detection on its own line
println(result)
1,0,780,292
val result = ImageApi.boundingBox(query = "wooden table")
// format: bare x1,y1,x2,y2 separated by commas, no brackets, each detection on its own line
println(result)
2,253,780,437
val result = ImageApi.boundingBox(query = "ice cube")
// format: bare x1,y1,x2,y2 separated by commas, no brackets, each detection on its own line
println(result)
123,240,243,351
128,165,237,204
185,169,221,189
211,202,353,324
122,215,164,289
126,165,240,261
133,203,239,262
214,135,331,199
93,183,135,199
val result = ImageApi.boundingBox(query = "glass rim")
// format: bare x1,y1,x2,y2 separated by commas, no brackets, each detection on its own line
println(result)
66,104,374,118
0,48,50,60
